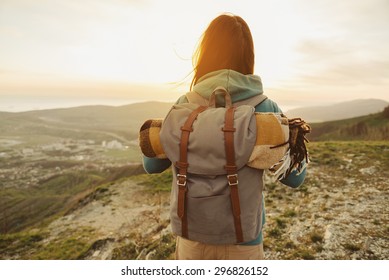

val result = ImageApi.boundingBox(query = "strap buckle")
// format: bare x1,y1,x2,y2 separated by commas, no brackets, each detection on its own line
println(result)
177,174,187,187
227,174,239,186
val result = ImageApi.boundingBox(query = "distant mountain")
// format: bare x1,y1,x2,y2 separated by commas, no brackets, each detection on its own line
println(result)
286,99,389,123
0,101,173,142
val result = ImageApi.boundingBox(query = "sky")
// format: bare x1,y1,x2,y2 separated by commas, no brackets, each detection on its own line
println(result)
0,0,388,111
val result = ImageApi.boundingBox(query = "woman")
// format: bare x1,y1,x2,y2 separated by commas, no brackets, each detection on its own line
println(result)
143,13,306,259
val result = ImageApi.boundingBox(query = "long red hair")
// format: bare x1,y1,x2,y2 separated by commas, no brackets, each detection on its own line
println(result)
191,14,255,89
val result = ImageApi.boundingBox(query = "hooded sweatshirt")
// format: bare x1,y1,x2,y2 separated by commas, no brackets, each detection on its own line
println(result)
178,69,282,113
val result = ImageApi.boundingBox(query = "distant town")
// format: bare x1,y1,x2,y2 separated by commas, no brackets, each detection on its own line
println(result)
0,138,139,189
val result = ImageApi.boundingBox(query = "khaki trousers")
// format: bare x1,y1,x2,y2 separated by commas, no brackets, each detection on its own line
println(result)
175,236,264,260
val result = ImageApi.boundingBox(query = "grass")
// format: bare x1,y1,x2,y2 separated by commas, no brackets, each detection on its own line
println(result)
308,141,389,170
275,218,287,229
0,227,97,260
294,249,316,260
36,229,95,260
0,231,45,258
343,243,361,252
268,227,282,238
309,231,324,243
309,111,389,141
3,140,388,259
0,164,145,234
283,209,297,218
258,141,389,259
134,169,173,193
103,146,142,163
111,233,176,260
0,172,103,234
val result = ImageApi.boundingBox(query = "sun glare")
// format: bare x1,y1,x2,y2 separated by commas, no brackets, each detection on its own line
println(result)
1,0,388,110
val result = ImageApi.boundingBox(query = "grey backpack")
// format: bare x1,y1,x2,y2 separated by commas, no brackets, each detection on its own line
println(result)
160,87,267,244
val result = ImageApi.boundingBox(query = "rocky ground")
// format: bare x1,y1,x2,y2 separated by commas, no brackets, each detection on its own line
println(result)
263,142,388,260
46,178,172,260
2,141,388,260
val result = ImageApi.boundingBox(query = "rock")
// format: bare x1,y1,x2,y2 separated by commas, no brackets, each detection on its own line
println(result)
363,237,372,252
324,225,332,242
92,250,100,257
359,167,376,175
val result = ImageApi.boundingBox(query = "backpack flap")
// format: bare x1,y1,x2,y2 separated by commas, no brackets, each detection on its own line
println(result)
160,103,257,175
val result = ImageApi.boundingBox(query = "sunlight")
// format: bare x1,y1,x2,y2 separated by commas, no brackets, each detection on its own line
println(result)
0,0,388,110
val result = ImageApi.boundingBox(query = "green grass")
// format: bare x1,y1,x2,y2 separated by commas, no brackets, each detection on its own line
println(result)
308,141,389,172
0,231,45,258
275,217,287,229
0,172,101,234
309,111,389,141
0,227,96,260
0,165,145,234
309,231,324,243
32,227,96,260
1,227,97,260
103,146,142,163
283,209,297,218
134,169,173,193
294,249,316,260
343,243,361,252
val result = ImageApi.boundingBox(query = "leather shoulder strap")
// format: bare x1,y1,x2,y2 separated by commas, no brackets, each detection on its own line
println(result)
223,107,244,243
176,105,208,238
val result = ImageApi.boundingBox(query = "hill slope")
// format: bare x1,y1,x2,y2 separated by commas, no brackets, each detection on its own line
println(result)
286,99,388,123
0,101,173,142
309,109,389,141
1,141,388,260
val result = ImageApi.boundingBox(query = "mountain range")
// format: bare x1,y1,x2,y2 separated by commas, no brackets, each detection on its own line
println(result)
0,98,388,143
0,101,173,142
285,99,388,123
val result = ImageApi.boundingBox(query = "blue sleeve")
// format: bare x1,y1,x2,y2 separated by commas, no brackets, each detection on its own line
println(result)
254,99,283,113
280,164,307,188
143,156,171,174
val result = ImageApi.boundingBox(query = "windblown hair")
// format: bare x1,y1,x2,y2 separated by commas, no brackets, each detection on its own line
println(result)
191,14,255,89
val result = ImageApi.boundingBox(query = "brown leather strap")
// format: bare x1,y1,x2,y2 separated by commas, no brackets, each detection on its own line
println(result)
222,107,244,243
176,105,207,238
209,86,232,108
177,184,188,237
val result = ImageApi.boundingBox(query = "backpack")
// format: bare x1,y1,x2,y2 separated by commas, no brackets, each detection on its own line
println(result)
159,87,270,244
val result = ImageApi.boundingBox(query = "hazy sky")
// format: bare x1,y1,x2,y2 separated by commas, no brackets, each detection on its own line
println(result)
0,0,388,111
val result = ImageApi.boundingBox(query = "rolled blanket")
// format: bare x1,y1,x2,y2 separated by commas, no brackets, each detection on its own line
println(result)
138,114,310,172
139,119,166,159
246,113,289,169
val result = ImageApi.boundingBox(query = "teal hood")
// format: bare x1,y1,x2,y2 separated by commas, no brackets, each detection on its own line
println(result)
193,69,264,104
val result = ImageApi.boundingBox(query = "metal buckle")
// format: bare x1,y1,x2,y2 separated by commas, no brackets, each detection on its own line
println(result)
177,174,187,187
227,174,238,186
